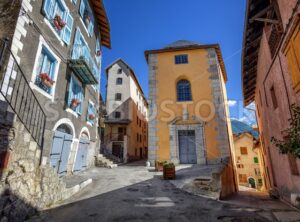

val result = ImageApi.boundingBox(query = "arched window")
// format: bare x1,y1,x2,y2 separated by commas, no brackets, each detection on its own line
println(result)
177,80,192,101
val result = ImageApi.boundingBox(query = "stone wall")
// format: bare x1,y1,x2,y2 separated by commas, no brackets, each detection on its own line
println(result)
207,48,231,162
0,107,69,221
147,54,158,166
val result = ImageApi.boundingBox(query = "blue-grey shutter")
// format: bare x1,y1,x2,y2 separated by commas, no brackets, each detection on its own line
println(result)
72,29,81,59
88,21,94,37
42,0,55,19
72,0,77,4
78,85,83,114
92,104,96,124
57,133,73,175
68,76,74,107
62,12,74,45
93,64,98,81
95,38,100,54
49,60,56,94
79,0,85,18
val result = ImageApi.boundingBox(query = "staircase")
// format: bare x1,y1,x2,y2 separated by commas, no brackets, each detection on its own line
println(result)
95,154,118,169
0,39,46,151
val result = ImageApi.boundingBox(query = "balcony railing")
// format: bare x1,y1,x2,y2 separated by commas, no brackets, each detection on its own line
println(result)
0,39,46,149
69,45,98,85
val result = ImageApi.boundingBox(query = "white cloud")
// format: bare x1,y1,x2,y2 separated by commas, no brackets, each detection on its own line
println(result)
227,100,237,107
239,102,257,125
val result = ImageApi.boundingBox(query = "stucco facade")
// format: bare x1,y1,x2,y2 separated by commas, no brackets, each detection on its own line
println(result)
104,59,148,162
145,41,234,166
0,0,110,219
233,133,266,191
242,0,300,204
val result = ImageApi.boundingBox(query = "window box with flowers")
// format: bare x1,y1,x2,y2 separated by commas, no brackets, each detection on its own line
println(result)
71,98,81,108
39,73,55,87
87,102,96,125
34,47,57,95
79,0,94,37
67,76,83,114
42,0,74,45
84,10,91,27
53,15,66,31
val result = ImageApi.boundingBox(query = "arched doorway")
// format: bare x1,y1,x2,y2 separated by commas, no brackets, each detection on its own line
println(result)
73,132,90,173
50,123,74,176
248,177,256,188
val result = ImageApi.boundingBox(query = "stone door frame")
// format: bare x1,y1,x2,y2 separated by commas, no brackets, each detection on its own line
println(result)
168,122,206,165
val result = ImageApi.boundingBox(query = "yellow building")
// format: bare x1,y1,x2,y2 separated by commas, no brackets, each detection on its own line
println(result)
145,40,234,166
234,133,266,191
231,120,267,191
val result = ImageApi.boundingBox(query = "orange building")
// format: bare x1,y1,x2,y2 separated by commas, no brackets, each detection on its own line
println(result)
145,40,234,166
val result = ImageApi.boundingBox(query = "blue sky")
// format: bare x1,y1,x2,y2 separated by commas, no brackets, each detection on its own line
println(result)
100,0,256,124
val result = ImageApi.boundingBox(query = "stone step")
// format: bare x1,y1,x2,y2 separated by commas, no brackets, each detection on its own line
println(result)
194,177,212,186
98,154,104,158
96,154,118,169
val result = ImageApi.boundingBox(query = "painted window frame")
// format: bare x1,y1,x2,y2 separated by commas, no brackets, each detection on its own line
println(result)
95,36,102,64
67,75,84,115
42,0,74,45
72,28,99,82
30,37,60,100
79,0,94,37
87,100,96,125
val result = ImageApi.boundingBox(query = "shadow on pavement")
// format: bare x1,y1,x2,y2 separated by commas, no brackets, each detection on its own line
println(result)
28,176,275,222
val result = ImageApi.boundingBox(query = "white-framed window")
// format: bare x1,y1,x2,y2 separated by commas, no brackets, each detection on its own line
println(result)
42,0,74,45
79,0,94,37
72,28,99,83
67,75,84,114
30,37,60,100
34,47,57,95
87,101,96,125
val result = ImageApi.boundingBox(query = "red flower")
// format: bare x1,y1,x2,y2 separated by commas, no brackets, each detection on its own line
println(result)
89,114,95,120
54,15,66,30
39,73,55,85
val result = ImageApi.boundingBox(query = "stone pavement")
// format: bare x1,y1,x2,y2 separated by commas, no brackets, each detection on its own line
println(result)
28,163,300,222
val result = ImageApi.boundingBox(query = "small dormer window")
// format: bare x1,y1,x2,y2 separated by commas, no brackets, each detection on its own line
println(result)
175,55,188,64
117,68,122,74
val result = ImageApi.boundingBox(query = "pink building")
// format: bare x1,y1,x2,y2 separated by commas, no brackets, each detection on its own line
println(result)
242,0,300,205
